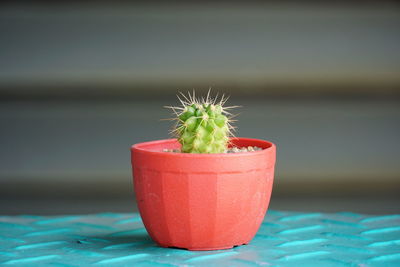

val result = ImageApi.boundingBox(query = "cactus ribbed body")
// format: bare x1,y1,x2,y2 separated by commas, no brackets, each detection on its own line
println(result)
178,103,229,153
166,91,236,153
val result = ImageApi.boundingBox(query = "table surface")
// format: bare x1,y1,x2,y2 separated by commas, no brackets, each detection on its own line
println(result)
0,211,399,266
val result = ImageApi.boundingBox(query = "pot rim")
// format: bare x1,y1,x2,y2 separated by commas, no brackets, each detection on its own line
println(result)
131,137,275,158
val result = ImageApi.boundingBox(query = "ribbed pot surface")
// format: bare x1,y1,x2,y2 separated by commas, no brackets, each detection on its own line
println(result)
131,138,276,250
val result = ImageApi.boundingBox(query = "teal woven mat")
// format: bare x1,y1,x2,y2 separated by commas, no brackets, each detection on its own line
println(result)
0,211,399,266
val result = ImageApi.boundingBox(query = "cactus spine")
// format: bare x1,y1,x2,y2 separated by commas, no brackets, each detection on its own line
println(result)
166,91,237,153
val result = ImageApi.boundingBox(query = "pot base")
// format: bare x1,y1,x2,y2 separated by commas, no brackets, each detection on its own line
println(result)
160,243,249,251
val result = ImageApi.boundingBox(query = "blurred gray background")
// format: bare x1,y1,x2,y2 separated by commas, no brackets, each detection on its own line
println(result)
1,1,399,215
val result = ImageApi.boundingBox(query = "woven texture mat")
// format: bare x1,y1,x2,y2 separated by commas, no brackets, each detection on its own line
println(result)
1,211,399,266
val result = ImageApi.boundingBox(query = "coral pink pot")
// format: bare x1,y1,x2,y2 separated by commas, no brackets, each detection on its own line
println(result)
131,137,276,251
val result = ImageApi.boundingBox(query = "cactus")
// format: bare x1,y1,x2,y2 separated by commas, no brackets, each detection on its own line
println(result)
166,90,237,153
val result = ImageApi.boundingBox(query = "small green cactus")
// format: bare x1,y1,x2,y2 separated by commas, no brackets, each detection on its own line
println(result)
166,90,237,153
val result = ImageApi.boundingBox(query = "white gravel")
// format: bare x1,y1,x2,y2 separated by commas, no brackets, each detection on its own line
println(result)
162,146,263,153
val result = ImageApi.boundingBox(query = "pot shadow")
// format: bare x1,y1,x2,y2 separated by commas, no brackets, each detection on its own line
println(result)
69,232,158,254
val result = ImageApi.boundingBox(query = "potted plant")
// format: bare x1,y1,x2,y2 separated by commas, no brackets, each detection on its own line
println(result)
131,91,276,251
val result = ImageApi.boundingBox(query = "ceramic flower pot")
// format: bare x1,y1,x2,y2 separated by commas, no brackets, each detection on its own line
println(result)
131,137,276,251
